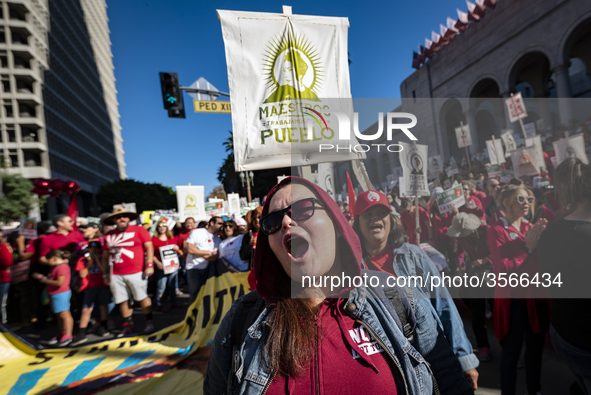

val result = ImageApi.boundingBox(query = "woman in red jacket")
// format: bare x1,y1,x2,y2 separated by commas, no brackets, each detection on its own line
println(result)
486,184,549,395
0,235,14,324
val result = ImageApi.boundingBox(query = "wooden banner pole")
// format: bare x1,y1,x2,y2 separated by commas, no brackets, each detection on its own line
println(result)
460,121,472,171
413,141,420,245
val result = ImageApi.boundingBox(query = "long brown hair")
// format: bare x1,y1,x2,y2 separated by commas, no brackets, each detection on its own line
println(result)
245,207,263,233
156,218,173,239
263,179,319,378
554,157,591,209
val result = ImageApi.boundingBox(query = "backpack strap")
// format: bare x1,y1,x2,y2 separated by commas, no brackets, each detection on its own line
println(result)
229,290,266,389
384,287,414,343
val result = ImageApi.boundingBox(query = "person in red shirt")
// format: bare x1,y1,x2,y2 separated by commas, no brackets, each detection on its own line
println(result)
38,214,84,266
459,181,485,221
72,241,111,345
486,184,549,395
102,207,155,336
470,181,487,202
32,249,74,347
175,217,195,296
0,236,14,325
241,207,263,290
152,217,181,311
399,198,433,245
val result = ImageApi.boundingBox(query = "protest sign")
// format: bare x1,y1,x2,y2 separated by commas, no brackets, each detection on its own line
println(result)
318,162,336,200
523,122,536,138
10,259,30,284
218,10,360,171
399,141,429,196
19,218,37,239
553,134,589,166
500,169,515,183
443,179,452,189
500,130,517,157
428,155,443,178
393,167,403,180
227,193,241,216
205,201,224,217
454,124,472,148
399,177,413,198
160,244,180,275
176,185,205,221
141,211,155,224
87,216,101,225
510,147,539,177
525,135,545,170
485,163,504,178
505,92,528,123
446,164,459,177
435,184,465,214
113,203,136,213
486,139,505,165
550,156,558,168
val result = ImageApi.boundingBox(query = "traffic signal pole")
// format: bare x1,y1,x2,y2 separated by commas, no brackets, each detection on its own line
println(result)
179,86,230,98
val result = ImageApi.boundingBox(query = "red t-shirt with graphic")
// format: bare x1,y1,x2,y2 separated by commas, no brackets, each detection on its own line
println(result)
104,225,151,275
369,247,395,275
75,256,106,289
47,263,71,295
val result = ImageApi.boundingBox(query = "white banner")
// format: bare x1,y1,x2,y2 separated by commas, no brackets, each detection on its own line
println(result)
399,142,429,196
454,124,472,148
501,130,517,157
505,92,528,123
428,155,443,178
176,185,205,221
19,218,37,239
510,147,539,177
525,135,545,171
218,10,360,171
486,139,505,165
553,134,589,166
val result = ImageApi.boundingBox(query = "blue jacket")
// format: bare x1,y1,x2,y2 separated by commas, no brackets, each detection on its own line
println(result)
204,274,474,395
388,243,479,373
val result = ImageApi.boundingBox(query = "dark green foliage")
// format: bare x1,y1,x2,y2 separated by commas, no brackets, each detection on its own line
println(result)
97,178,176,213
0,173,46,223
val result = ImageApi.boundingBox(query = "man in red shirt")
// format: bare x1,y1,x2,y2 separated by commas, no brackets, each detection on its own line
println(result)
102,207,155,336
399,199,433,245
38,214,85,265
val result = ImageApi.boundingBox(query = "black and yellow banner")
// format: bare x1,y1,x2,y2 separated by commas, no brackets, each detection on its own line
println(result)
0,265,250,394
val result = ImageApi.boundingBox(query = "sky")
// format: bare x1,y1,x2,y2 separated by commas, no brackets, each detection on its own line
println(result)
106,0,469,195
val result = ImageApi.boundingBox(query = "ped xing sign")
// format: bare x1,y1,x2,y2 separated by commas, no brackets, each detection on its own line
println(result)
194,100,231,113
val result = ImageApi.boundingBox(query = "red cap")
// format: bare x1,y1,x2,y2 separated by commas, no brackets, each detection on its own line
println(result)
354,190,392,216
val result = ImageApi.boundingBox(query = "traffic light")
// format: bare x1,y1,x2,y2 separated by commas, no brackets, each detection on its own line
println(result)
159,72,185,118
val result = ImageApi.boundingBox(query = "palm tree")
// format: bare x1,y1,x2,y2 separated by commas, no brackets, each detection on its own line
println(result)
218,131,240,193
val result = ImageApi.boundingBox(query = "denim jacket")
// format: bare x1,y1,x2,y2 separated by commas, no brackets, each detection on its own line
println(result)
204,278,474,395
390,243,479,373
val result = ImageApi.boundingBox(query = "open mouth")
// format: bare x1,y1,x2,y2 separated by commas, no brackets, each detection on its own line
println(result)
284,234,310,262
369,223,383,233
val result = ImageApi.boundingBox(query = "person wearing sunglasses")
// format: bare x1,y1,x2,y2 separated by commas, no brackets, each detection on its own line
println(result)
483,178,502,226
205,177,474,395
486,184,549,395
218,220,249,273
352,190,480,390
151,217,182,312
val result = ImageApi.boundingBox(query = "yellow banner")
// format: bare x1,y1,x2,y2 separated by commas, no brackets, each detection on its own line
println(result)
193,100,231,113
0,267,250,395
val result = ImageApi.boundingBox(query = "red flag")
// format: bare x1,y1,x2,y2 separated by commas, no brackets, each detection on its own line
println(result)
67,194,79,232
347,172,356,218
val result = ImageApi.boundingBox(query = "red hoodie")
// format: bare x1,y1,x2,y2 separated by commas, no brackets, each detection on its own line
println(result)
255,177,399,395
0,244,14,283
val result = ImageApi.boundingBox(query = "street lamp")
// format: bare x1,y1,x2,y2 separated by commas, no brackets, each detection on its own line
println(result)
240,171,255,202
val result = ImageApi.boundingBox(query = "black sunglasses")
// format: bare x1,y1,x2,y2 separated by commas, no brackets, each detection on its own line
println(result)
261,198,323,235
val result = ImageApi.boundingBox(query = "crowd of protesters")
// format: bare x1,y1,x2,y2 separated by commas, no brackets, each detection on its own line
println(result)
0,205,261,347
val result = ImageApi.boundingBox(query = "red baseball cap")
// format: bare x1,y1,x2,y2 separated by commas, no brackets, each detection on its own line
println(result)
354,190,392,216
